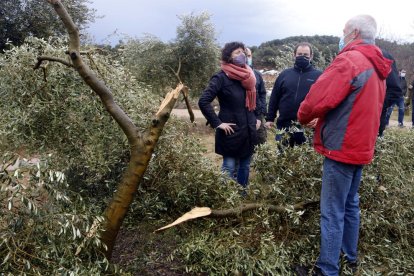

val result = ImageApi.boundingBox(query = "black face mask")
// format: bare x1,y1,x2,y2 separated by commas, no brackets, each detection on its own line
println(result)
295,55,310,69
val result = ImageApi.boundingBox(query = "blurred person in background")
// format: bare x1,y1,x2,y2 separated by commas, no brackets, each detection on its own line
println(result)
378,50,405,135
409,79,414,128
384,68,407,128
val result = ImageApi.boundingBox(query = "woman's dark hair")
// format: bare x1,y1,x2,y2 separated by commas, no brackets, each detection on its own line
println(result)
221,41,245,63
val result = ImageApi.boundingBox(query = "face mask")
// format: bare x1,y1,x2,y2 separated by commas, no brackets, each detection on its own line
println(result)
295,55,310,69
338,37,346,52
339,31,354,51
232,53,246,67
401,72,406,78
247,57,253,67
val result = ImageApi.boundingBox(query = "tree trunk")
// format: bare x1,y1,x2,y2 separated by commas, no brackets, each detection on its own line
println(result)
41,0,191,259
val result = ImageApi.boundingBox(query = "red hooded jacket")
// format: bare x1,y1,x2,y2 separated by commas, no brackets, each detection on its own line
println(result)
298,39,392,165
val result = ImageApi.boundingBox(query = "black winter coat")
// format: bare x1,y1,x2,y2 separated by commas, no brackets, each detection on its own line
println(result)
400,77,407,96
266,64,322,129
381,49,404,101
198,71,258,158
253,68,267,117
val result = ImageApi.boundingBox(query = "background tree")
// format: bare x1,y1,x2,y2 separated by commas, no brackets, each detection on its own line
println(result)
0,0,96,52
174,12,220,97
253,35,339,71
122,12,220,98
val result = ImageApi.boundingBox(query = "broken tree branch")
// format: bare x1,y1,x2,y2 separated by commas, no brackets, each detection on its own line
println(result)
156,200,319,232
34,56,74,69
210,201,318,218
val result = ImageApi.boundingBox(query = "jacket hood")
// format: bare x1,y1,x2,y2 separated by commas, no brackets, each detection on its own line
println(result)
342,39,392,80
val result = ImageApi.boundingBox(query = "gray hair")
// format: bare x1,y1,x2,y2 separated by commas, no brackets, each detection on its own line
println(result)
346,15,377,41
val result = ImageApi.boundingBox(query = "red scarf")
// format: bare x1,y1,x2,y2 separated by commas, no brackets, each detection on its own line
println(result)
221,62,256,111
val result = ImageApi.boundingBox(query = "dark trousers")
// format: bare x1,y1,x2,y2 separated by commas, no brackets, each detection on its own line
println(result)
412,98,414,126
379,96,401,136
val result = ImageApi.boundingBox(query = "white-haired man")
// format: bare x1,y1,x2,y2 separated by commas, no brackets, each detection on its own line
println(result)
295,15,392,276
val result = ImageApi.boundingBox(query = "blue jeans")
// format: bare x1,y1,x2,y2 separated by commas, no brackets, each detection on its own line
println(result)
385,97,404,125
317,158,363,276
222,155,251,188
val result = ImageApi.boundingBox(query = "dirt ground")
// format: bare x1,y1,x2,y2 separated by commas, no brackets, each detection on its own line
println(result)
171,108,222,166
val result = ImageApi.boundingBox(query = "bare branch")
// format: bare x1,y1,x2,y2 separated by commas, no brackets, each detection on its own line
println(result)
167,57,182,83
181,86,195,122
166,58,194,122
34,56,74,69
210,201,319,218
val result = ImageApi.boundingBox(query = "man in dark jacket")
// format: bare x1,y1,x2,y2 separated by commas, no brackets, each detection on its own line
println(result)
265,42,322,147
378,50,405,135
246,47,267,144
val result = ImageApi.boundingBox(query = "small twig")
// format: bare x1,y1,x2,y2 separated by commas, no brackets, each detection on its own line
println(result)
41,67,47,82
167,57,182,83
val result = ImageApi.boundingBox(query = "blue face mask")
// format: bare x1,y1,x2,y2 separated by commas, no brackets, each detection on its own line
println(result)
339,31,354,51
247,57,253,67
338,36,346,51
232,53,246,67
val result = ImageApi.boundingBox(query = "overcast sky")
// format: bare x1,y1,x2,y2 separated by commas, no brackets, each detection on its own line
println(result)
86,0,414,46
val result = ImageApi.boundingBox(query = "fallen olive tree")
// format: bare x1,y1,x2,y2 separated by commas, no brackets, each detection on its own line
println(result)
34,0,194,258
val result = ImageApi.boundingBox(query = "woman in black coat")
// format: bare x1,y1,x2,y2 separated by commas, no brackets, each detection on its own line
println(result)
198,41,260,187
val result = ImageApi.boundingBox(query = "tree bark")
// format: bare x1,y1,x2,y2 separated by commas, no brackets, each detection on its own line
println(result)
209,201,319,217
42,0,189,259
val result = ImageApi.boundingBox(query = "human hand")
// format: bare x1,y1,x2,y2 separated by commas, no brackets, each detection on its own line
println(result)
264,121,274,129
256,119,261,130
217,123,236,135
306,118,318,128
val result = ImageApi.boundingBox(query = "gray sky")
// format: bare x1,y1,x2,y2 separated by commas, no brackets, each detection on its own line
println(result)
86,0,414,46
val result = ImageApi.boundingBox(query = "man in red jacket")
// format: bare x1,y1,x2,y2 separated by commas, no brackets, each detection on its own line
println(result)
296,15,392,276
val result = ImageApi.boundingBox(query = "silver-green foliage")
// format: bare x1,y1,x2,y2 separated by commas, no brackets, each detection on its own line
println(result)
0,37,158,203
173,130,414,275
359,131,414,273
0,153,119,274
0,36,163,273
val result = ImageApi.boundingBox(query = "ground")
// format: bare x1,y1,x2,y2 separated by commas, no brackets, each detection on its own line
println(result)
171,108,221,166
